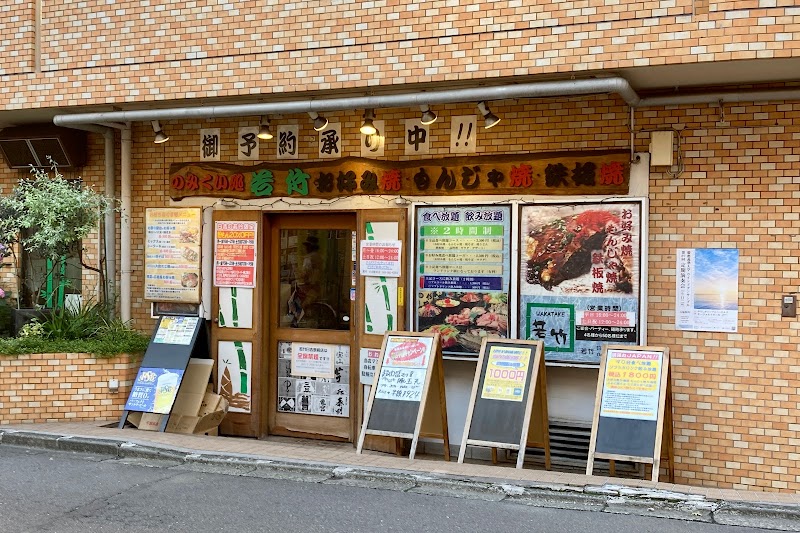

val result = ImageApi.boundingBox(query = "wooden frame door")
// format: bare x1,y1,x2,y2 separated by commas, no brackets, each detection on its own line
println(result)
267,213,357,440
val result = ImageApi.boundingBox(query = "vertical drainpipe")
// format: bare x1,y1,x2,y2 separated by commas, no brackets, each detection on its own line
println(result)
103,129,116,312
120,125,132,323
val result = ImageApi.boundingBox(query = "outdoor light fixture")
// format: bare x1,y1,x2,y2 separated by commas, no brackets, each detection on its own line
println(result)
257,116,273,140
308,111,328,132
420,104,438,125
360,109,377,135
476,101,501,129
151,120,169,144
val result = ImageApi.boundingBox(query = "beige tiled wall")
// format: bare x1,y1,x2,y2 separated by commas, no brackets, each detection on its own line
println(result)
0,2,798,107
0,353,139,424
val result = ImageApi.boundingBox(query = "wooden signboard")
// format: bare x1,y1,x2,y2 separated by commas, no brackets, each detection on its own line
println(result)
356,331,450,460
458,339,550,469
119,316,211,432
586,344,673,482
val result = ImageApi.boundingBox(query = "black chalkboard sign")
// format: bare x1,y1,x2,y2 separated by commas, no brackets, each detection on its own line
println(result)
458,339,549,469
586,344,671,482
119,316,210,431
357,331,450,460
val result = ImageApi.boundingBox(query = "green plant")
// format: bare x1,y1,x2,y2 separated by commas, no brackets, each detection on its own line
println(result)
0,165,114,308
17,319,44,338
40,300,109,340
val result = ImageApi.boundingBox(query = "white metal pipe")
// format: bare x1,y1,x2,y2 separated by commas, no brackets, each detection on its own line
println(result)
120,125,132,323
638,89,800,107
103,129,116,314
52,78,642,125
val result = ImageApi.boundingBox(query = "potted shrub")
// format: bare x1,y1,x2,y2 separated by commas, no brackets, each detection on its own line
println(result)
0,165,113,332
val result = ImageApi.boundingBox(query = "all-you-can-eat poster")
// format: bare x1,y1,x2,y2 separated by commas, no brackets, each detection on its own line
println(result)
415,205,511,357
519,202,642,364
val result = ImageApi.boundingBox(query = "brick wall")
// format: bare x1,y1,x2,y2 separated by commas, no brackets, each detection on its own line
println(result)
0,2,798,108
0,353,140,424
4,93,800,491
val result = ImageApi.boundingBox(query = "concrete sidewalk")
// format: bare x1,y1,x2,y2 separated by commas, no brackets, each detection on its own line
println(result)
1,421,799,531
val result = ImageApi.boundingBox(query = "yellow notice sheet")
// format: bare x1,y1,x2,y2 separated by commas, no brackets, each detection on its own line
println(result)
480,346,531,402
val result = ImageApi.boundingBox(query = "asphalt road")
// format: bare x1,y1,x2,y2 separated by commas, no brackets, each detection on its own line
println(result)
0,445,779,533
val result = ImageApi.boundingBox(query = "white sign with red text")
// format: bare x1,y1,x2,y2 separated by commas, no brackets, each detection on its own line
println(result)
291,342,336,379
359,240,402,277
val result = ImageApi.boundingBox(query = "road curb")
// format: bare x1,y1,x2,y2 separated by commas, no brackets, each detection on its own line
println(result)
1,428,798,530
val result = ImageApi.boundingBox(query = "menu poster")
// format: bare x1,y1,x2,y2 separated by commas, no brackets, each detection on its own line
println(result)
599,349,663,421
214,221,258,288
278,341,350,418
152,316,200,345
145,208,202,303
374,335,434,402
415,205,511,356
519,202,642,364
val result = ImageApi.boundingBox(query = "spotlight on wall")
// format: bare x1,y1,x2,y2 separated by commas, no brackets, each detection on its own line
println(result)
308,111,329,132
151,120,169,144
420,104,438,125
476,101,501,129
257,116,273,140
360,109,377,135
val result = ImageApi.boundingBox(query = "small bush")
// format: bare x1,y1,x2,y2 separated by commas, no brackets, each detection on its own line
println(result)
0,301,150,357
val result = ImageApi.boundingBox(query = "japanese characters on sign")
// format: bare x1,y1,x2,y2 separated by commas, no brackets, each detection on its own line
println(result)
375,335,434,402
276,125,299,160
416,205,511,357
237,126,260,161
519,202,642,364
318,122,342,159
359,239,402,277
124,367,185,415
170,154,630,201
480,345,531,402
404,119,430,155
291,342,336,379
213,221,257,288
278,341,349,417
200,128,221,162
152,316,199,345
361,120,385,158
144,208,202,303
359,348,381,385
676,248,739,333
599,349,663,421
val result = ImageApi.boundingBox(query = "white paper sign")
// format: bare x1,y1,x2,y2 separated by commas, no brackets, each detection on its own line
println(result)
374,335,433,402
599,349,663,421
276,124,299,159
359,348,381,385
318,122,342,159
361,119,385,158
404,119,429,155
200,128,221,161
237,126,259,161
450,115,477,154
291,342,336,379
359,240,402,277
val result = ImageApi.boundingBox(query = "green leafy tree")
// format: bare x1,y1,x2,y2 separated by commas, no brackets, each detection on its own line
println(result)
0,166,113,308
